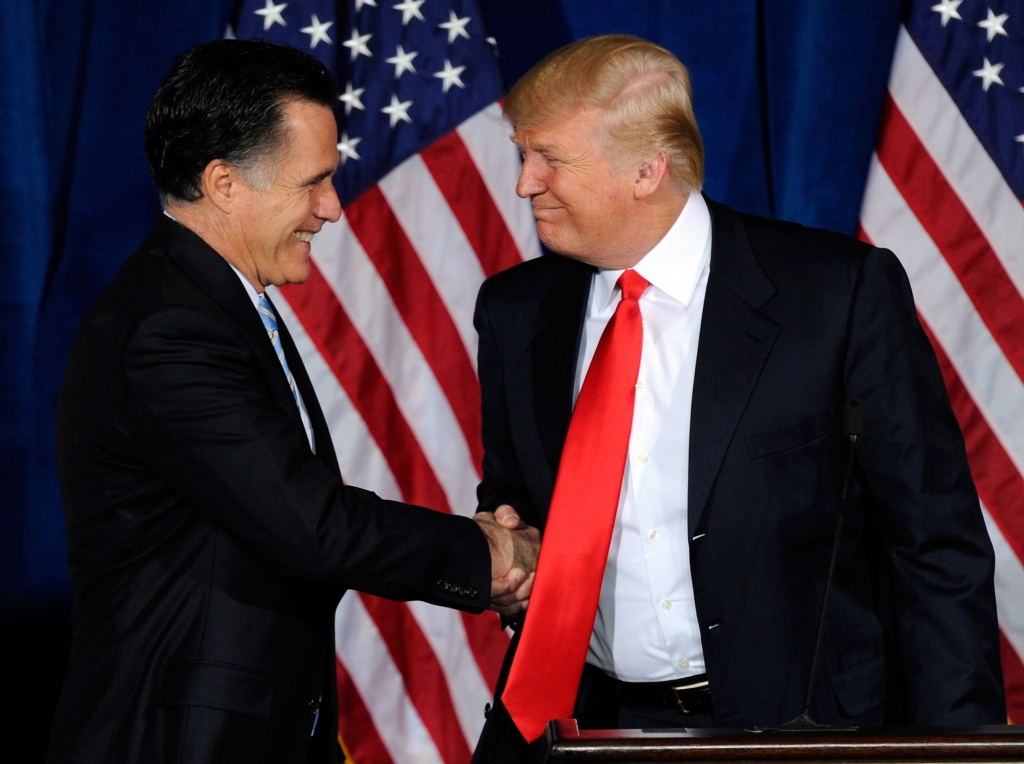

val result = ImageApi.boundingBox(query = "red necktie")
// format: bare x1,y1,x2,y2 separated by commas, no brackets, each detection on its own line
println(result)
502,269,650,742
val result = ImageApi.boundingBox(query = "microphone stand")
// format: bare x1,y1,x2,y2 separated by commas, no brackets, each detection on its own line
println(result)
765,398,864,732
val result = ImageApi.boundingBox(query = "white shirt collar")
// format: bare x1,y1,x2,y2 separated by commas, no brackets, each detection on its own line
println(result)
228,263,262,309
163,209,263,310
592,191,711,311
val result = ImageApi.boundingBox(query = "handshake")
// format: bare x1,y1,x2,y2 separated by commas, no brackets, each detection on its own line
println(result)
473,505,540,616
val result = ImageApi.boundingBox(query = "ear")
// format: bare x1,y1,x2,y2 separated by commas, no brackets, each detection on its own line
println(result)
633,152,671,201
200,159,241,214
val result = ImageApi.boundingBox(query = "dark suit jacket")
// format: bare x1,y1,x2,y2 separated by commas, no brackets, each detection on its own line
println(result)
472,199,1005,761
51,215,491,764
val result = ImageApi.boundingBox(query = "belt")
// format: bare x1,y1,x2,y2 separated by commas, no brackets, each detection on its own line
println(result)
617,673,713,715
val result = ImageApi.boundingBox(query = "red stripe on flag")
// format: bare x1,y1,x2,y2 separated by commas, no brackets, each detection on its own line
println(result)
919,319,1024,569
460,611,507,693
345,188,484,476
336,658,394,764
280,266,452,513
1002,631,1024,725
875,96,1024,384
421,131,525,277
362,595,473,764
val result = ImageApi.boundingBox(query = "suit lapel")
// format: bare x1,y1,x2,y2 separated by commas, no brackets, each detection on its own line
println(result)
529,259,592,520
152,216,313,450
689,200,780,533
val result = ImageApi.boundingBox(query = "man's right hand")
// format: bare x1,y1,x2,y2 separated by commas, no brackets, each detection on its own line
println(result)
474,505,540,616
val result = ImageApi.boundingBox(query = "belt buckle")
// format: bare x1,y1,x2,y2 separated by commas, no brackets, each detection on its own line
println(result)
670,678,709,715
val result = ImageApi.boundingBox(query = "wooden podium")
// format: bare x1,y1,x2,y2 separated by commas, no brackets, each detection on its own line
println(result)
544,719,1024,762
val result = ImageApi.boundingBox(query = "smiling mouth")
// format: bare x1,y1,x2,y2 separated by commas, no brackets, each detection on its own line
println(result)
293,231,315,243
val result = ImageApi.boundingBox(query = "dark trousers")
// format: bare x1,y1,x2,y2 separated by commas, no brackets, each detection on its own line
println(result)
573,663,717,730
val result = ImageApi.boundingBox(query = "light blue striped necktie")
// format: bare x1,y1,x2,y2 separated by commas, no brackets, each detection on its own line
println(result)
256,293,301,407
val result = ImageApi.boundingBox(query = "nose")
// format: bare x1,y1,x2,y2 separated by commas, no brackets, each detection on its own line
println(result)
516,153,547,199
316,180,342,223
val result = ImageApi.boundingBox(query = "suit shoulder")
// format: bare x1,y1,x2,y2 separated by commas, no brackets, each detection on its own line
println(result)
733,209,875,269
479,253,592,303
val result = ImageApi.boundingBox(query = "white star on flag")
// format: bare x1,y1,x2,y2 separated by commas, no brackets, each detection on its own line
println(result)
300,14,333,48
977,8,1009,42
1016,133,1024,150
254,0,287,30
386,45,418,78
337,133,362,164
393,0,425,25
355,0,377,9
343,29,373,60
972,57,1005,91
434,59,466,92
338,83,365,115
438,10,471,43
931,0,963,26
381,93,413,127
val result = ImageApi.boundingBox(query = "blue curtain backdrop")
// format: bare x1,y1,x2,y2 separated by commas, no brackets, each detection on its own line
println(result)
0,0,901,756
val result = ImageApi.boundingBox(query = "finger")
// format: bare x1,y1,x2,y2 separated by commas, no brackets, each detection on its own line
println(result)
490,567,526,597
494,504,521,529
473,511,497,524
491,572,534,607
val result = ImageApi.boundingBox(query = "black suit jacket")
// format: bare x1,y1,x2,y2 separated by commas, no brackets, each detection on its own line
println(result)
51,215,491,764
472,199,1005,761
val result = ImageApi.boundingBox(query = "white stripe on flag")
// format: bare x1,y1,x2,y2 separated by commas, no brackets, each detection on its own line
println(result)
457,103,542,263
860,156,1024,479
887,27,1024,293
312,217,479,516
407,601,491,746
270,290,404,502
335,595,444,764
379,155,487,365
981,504,1024,661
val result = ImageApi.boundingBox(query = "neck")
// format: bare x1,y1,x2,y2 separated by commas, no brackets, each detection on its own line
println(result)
164,201,264,293
597,190,690,270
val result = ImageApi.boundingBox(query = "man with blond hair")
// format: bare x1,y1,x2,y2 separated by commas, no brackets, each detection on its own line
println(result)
471,34,1004,760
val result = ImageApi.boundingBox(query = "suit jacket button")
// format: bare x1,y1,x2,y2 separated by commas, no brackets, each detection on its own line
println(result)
308,699,320,715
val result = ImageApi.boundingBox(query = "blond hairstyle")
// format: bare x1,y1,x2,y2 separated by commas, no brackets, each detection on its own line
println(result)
504,35,704,193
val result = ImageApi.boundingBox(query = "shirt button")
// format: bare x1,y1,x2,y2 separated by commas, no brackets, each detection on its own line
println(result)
649,529,660,540
637,452,649,464
635,381,647,392
679,659,690,670
308,699,321,715
660,599,672,611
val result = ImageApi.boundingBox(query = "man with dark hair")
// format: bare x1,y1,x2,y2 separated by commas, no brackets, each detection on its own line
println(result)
472,34,1004,760
51,39,537,764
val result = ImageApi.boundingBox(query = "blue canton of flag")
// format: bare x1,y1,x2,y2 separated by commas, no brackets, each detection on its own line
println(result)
234,0,505,206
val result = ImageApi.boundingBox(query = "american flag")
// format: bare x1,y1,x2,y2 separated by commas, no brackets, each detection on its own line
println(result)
859,0,1024,723
233,0,539,760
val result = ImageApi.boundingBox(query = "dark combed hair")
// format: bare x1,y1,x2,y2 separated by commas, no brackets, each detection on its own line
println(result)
144,39,336,204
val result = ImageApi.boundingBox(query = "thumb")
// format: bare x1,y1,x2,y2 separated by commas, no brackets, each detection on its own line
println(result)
494,504,522,529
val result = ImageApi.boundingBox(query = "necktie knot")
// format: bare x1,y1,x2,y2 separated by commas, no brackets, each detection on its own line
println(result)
617,269,649,302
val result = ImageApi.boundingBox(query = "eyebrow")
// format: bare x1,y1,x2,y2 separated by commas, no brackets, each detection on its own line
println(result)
302,167,336,187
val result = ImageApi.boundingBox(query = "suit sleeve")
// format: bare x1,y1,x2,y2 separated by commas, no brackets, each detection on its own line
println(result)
474,281,541,526
843,247,1005,723
124,303,491,612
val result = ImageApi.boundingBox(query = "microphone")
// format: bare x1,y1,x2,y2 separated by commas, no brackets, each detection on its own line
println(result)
767,398,863,732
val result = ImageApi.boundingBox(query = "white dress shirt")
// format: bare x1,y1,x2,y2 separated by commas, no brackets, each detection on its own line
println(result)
578,192,712,682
